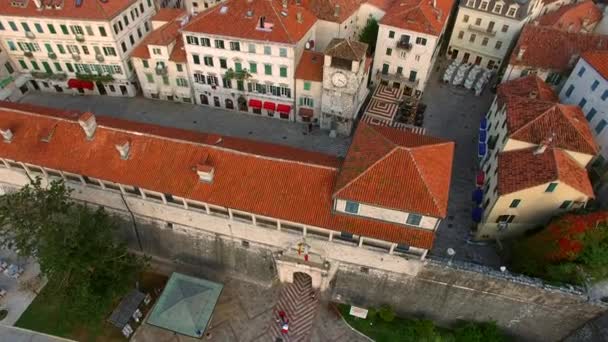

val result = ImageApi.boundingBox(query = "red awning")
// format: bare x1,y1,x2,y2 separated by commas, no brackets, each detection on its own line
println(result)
248,99,262,108
476,171,485,186
299,108,314,117
277,104,291,113
67,79,94,90
263,102,276,111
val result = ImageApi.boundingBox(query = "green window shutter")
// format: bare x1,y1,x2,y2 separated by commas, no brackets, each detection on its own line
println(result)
66,63,74,72
545,183,558,193
47,24,56,34
57,44,65,54
509,199,520,208
146,73,154,83
249,63,257,73
42,62,52,73
60,25,68,34
192,54,200,65
162,76,169,85
559,200,572,209
303,82,311,91
237,80,244,91
280,67,287,78
264,64,272,75
45,43,53,53
18,60,27,70
235,62,242,72
34,23,43,33
54,62,62,72
143,60,149,68
176,64,183,72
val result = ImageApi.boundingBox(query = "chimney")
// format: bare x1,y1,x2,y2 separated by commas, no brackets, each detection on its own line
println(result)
78,112,97,140
516,45,526,60
196,154,214,183
259,16,266,29
282,0,287,9
115,140,131,160
33,0,42,9
432,0,437,8
533,144,547,155
334,4,340,17
529,90,538,99
0,128,13,143
296,11,303,23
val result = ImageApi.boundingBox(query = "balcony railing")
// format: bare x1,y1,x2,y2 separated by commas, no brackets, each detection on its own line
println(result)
23,51,33,58
48,52,57,60
72,53,81,61
377,70,419,87
95,53,104,63
155,65,168,76
75,34,85,42
396,40,412,50
31,71,67,81
467,24,496,36
25,31,36,39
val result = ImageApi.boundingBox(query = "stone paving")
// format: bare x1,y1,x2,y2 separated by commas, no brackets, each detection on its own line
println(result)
422,59,502,267
17,93,352,157
133,258,366,342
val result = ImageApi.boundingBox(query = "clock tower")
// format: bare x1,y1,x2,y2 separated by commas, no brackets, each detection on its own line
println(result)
321,39,370,136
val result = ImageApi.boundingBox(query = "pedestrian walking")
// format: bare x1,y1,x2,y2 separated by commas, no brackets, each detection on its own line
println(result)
308,123,313,133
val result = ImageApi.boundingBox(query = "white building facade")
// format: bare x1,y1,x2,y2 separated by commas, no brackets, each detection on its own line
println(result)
0,0,156,97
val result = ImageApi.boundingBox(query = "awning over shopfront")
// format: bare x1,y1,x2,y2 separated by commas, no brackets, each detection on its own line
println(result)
277,104,291,113
263,101,276,111
67,79,94,90
299,108,314,118
248,99,262,108
476,171,485,186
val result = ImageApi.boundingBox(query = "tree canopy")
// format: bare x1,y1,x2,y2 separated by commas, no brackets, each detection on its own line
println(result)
0,178,146,319
359,18,379,53
511,211,608,285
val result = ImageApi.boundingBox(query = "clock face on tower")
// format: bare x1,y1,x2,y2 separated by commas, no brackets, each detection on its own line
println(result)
331,71,347,88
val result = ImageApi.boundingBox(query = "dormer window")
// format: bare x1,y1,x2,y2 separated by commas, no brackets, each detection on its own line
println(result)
507,5,518,17
344,201,359,214
479,1,488,10
492,3,503,14
466,0,475,7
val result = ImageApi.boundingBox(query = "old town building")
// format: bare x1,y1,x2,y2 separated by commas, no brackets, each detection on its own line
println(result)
447,0,543,70
533,0,602,34
131,9,192,102
0,0,157,97
0,102,454,290
477,76,597,240
371,0,453,97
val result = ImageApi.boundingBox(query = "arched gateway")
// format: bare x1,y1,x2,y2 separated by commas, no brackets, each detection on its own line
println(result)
274,239,335,291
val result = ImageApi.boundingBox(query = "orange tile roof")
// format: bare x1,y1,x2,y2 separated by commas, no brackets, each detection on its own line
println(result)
509,25,608,70
0,0,136,20
498,147,593,197
0,102,438,249
183,0,317,45
505,99,598,156
534,0,602,33
295,51,324,81
334,122,454,218
131,20,183,59
152,8,186,22
303,0,365,23
496,75,558,103
582,50,608,80
169,38,188,63
380,0,454,36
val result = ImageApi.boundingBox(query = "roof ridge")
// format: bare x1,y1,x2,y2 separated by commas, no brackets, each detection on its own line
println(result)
509,100,558,136
556,104,598,153
333,125,397,196
551,148,589,195
270,1,294,44
404,146,442,215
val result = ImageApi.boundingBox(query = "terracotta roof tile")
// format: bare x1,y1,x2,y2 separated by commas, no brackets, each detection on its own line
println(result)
534,0,602,33
131,20,183,59
169,38,188,63
184,0,317,45
496,75,558,103
505,99,598,155
582,50,608,80
303,0,366,23
0,102,437,249
0,0,137,20
295,51,324,81
152,8,187,23
334,122,454,217
380,0,454,36
509,25,608,70
498,147,593,197
324,38,367,60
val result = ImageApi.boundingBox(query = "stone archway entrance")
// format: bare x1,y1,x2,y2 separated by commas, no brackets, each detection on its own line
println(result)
274,240,336,292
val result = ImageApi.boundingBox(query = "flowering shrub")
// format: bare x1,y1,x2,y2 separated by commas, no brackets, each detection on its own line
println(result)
511,211,608,284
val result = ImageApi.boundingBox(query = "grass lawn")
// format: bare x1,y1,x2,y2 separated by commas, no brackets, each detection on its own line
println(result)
337,304,507,342
15,272,167,342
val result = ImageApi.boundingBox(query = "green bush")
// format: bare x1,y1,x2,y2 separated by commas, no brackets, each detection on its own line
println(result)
366,307,377,320
378,304,395,322
454,321,506,342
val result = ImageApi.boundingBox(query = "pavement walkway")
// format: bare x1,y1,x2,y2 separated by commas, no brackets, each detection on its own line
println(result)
17,93,351,157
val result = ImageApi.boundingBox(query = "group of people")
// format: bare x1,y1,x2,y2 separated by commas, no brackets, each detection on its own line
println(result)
277,310,289,335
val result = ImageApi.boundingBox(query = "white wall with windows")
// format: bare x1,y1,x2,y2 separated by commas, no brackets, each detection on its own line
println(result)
181,25,315,121
334,198,439,230
447,4,524,69
295,78,322,124
0,0,156,97
371,24,442,96
560,57,608,161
